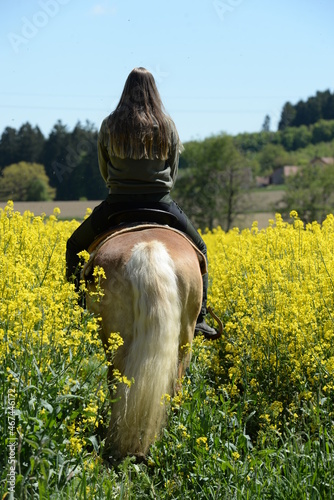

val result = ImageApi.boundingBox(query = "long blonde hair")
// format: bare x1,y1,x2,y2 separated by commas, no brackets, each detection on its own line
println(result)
107,67,176,160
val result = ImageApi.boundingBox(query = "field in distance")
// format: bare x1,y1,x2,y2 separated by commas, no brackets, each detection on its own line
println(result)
0,189,284,230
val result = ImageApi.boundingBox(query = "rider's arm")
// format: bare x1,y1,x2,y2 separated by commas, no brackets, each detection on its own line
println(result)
168,120,183,186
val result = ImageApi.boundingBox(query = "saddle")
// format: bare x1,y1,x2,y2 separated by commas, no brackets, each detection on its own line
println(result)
108,208,181,228
85,208,207,276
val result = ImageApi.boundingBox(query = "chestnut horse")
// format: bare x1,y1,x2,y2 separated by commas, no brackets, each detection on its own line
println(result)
84,225,207,461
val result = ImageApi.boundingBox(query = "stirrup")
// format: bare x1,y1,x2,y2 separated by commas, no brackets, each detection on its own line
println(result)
194,306,224,340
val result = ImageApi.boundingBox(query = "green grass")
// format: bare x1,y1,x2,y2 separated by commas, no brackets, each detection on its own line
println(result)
2,338,334,499
251,185,287,193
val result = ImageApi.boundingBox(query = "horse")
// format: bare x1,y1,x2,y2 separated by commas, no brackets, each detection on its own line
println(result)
83,222,212,461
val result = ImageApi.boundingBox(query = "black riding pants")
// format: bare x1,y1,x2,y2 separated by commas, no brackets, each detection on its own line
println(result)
66,193,209,316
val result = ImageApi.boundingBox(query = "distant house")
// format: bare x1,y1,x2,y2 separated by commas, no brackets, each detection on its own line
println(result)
270,166,300,185
255,175,271,187
255,157,334,188
310,157,334,166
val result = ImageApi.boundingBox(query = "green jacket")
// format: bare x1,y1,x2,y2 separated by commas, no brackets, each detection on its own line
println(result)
97,116,181,195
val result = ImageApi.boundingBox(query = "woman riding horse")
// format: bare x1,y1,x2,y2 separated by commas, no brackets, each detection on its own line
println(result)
66,66,218,339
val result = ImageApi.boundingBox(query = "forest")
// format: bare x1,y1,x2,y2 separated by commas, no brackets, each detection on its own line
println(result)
1,89,334,229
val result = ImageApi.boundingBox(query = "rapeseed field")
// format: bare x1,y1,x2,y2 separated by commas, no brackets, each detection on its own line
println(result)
1,201,334,499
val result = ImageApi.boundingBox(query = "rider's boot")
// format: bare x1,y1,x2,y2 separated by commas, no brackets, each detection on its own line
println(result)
195,311,221,340
195,273,221,340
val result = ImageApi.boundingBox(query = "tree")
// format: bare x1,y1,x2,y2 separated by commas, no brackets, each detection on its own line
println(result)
280,127,297,151
257,144,290,176
174,135,248,231
279,163,334,224
234,131,275,154
26,178,52,201
262,115,271,132
311,120,334,144
279,90,334,130
67,121,107,200
41,120,107,201
278,102,296,130
0,162,55,201
0,127,19,171
291,125,312,150
41,120,71,193
323,91,334,120
17,123,45,164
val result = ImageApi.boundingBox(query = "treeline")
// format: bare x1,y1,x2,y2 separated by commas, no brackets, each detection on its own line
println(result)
234,119,334,155
177,119,334,179
1,118,334,201
0,120,107,201
278,89,334,130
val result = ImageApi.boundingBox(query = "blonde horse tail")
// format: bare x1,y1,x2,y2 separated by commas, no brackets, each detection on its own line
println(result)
112,240,181,457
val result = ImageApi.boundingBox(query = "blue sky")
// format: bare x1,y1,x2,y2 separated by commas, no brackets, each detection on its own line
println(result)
1,0,334,143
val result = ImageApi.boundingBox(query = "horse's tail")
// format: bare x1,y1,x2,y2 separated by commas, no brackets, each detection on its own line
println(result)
112,240,181,456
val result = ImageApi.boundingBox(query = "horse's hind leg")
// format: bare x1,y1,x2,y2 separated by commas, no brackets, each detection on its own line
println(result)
176,322,195,392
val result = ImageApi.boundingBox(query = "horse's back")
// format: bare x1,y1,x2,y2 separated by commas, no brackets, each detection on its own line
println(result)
92,226,203,279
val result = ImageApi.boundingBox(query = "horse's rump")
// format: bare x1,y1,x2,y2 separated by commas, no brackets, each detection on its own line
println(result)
85,223,207,276
86,227,203,458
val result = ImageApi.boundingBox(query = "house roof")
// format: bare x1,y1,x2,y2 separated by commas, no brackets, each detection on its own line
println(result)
282,166,300,176
310,157,334,165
